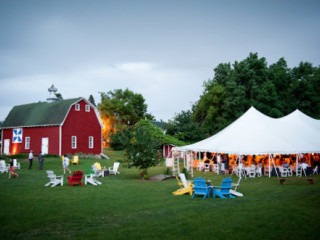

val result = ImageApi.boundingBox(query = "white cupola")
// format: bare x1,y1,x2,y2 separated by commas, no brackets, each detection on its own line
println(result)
47,84,58,102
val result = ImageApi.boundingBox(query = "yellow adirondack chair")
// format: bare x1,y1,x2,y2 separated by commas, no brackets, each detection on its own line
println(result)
93,162,102,170
172,173,193,196
71,156,79,165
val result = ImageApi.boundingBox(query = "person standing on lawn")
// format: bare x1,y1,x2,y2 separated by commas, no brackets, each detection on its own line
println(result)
63,154,71,174
38,152,44,171
28,150,34,170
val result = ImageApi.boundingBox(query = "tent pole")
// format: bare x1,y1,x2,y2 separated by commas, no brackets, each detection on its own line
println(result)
271,155,279,178
268,154,271,178
190,151,193,178
296,154,298,177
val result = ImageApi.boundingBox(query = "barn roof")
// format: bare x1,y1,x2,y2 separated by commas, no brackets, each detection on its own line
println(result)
2,98,82,128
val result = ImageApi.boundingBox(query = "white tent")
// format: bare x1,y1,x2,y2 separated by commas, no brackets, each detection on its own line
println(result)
174,106,320,155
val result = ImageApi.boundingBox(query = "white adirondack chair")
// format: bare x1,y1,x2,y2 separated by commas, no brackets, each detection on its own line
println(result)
109,162,120,175
92,165,104,177
178,173,192,188
13,159,20,170
0,160,10,173
45,170,63,187
85,172,102,186
230,176,244,197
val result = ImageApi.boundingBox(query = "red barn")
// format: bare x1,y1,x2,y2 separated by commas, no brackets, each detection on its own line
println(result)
1,98,103,156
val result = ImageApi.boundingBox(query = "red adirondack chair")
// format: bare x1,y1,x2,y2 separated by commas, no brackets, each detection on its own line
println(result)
67,171,83,187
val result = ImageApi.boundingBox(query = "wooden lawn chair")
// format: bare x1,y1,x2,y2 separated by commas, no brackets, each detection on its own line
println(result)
85,171,102,186
71,156,79,165
67,171,83,187
230,177,243,197
192,177,211,200
172,173,193,196
109,162,120,175
212,177,235,199
92,165,104,177
45,170,63,187
0,160,10,173
85,164,94,175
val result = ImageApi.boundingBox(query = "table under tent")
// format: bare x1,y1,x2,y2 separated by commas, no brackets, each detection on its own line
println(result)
167,106,320,178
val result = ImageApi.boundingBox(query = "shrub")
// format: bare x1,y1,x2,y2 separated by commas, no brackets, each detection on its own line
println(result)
7,153,28,159
44,154,60,158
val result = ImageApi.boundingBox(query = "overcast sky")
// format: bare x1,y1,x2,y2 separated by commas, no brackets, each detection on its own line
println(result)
1,0,319,122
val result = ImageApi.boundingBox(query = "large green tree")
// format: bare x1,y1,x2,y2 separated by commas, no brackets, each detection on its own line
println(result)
98,88,154,146
98,88,154,126
191,52,320,136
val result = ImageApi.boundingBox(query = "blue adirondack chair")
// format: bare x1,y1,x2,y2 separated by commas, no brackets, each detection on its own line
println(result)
212,177,235,199
192,177,211,200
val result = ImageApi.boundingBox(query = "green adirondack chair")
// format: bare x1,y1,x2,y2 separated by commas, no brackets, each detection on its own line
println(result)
85,164,94,176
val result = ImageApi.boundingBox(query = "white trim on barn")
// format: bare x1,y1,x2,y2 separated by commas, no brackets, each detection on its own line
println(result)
59,125,62,156
0,128,3,155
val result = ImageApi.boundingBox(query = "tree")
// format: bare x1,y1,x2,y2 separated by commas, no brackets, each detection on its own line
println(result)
98,88,154,126
123,120,162,177
165,110,206,143
98,88,154,146
88,94,96,106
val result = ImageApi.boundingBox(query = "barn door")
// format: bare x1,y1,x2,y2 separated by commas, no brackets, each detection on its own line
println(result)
41,138,49,154
3,139,10,155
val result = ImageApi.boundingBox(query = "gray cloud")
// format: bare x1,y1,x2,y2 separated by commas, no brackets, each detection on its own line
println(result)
1,0,320,121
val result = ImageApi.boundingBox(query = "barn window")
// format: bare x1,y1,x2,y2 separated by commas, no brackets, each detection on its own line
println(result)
85,105,90,112
25,137,30,149
72,136,77,149
89,136,94,148
75,104,80,111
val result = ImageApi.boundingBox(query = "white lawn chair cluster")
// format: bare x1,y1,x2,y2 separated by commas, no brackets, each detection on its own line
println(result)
45,170,63,187
85,162,120,186
0,160,10,173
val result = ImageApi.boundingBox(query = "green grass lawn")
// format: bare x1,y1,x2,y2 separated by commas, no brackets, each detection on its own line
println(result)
1,149,319,240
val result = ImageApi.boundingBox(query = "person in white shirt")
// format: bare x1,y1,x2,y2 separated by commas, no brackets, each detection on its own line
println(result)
28,150,33,170
63,154,71,174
